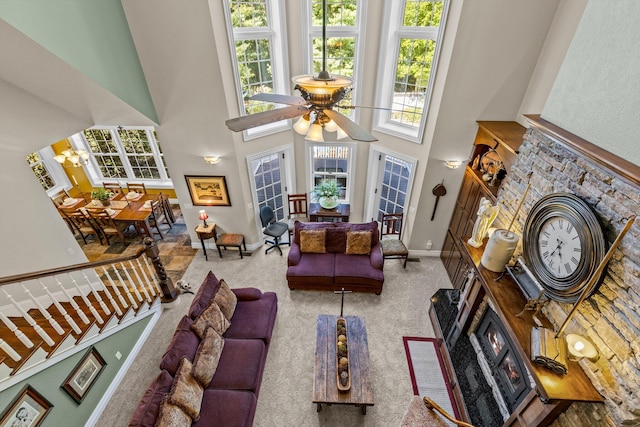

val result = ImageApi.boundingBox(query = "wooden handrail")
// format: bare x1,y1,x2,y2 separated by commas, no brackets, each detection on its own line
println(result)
0,247,146,286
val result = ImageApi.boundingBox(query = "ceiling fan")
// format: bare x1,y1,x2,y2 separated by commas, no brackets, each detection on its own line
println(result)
225,0,377,142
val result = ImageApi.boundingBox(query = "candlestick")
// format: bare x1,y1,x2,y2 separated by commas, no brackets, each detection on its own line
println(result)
72,175,78,186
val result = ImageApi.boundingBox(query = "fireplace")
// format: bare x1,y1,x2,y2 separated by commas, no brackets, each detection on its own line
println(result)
476,308,531,413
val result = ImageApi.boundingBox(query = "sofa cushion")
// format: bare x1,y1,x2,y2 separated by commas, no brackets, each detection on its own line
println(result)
214,279,237,321
189,271,220,319
285,253,335,285
193,389,257,427
325,227,348,253
335,252,385,285
346,230,373,255
192,327,225,388
300,229,326,253
159,316,200,376
154,395,191,427
232,287,263,301
224,292,278,344
128,370,174,427
192,300,231,339
208,338,266,392
168,358,203,421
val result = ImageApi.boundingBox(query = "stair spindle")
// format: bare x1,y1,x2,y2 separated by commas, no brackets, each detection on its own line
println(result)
112,265,139,309
119,262,144,303
54,276,90,324
66,273,103,324
141,256,163,294
127,261,152,303
80,271,111,315
19,282,65,335
0,310,33,348
38,279,82,334
1,288,54,346
0,338,21,361
100,266,127,314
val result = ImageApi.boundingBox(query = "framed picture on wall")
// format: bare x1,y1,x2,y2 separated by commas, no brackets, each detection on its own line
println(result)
185,175,232,206
61,347,107,404
0,385,53,427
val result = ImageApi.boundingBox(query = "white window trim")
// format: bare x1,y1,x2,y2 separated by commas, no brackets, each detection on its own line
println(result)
300,1,366,122
36,146,73,197
305,141,357,205
223,0,292,141
373,0,450,143
70,127,173,189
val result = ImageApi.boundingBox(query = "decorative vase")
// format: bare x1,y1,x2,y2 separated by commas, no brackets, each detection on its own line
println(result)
336,318,351,392
100,199,111,207
319,196,338,210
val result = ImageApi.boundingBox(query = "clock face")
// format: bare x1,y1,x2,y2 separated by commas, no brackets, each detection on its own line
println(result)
523,193,607,303
538,216,582,279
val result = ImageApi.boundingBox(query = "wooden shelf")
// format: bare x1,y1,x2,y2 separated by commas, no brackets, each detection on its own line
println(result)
462,239,603,403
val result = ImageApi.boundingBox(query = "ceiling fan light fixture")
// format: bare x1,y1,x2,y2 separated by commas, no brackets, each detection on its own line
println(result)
305,122,324,142
336,126,349,140
324,119,338,132
293,114,312,135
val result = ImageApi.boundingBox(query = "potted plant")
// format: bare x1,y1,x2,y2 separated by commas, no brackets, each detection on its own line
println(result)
313,179,341,209
91,188,114,206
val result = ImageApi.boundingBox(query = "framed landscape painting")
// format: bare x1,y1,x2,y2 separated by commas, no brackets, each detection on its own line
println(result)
61,347,106,404
185,175,231,206
0,385,53,427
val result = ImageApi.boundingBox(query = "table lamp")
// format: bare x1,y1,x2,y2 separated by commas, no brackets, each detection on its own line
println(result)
198,210,209,227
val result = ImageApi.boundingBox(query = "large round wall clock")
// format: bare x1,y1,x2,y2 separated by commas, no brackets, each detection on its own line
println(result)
522,193,607,303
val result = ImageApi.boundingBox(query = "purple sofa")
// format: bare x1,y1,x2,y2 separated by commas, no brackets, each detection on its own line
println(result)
129,271,277,427
286,221,384,294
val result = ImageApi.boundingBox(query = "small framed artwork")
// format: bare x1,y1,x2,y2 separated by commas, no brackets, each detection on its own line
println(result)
185,175,231,206
61,347,107,404
0,385,53,427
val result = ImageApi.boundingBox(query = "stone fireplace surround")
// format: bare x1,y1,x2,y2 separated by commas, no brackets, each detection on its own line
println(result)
491,116,640,426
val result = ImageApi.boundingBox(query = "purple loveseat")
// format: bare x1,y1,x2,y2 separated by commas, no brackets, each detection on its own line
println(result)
287,221,384,294
129,271,277,427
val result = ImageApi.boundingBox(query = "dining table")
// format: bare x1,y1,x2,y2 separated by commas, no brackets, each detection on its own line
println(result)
60,191,162,240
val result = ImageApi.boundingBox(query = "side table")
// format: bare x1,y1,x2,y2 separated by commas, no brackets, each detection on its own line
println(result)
309,203,350,222
195,223,217,261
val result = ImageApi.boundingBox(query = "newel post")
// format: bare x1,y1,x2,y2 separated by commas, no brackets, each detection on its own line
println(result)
143,237,178,303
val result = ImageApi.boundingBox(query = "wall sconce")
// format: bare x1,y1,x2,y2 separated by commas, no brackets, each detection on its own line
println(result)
204,156,221,165
198,210,209,227
566,334,599,362
444,160,463,169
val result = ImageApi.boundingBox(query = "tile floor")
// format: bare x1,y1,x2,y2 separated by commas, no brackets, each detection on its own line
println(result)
76,205,197,284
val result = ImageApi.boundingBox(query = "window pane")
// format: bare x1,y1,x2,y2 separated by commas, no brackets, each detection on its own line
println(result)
403,0,443,27
230,0,268,28
312,37,355,77
236,38,274,115
312,0,357,26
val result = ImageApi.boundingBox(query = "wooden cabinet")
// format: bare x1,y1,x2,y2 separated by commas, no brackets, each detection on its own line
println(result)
440,121,525,289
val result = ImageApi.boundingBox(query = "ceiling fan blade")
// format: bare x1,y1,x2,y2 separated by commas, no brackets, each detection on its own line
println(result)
323,109,378,142
226,105,308,132
250,93,307,106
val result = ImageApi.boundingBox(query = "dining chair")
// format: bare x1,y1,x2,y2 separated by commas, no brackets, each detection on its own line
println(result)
85,207,127,245
160,193,176,224
127,183,147,194
61,207,104,245
287,193,309,244
148,199,171,239
103,182,124,193
50,189,71,206
380,212,409,268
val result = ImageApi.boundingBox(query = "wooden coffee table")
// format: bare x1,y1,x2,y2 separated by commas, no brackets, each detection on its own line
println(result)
313,314,374,414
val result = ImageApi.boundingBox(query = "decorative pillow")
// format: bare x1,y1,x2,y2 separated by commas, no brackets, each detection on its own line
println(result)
214,279,237,321
191,300,231,339
188,271,220,319
300,229,326,253
154,395,191,427
294,221,332,244
192,327,225,388
159,316,199,375
168,358,203,421
325,227,348,253
346,230,373,255
128,370,174,427
336,221,379,245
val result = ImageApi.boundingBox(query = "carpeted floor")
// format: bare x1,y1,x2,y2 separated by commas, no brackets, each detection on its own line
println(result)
95,244,454,427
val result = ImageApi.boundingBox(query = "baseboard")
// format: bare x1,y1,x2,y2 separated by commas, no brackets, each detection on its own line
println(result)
409,249,442,258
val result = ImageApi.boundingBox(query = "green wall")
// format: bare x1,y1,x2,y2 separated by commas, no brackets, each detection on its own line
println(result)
0,315,152,426
0,0,158,123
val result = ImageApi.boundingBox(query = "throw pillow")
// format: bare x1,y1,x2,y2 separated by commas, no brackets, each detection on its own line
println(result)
188,271,220,319
154,395,191,427
213,279,237,321
346,230,372,255
300,229,326,253
168,358,203,422
192,327,225,388
191,300,231,339
325,227,348,253
128,370,174,427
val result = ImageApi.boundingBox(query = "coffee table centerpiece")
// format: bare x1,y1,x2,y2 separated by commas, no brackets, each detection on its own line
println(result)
336,318,350,391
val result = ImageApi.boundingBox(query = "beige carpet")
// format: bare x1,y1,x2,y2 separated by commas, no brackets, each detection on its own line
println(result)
95,245,453,427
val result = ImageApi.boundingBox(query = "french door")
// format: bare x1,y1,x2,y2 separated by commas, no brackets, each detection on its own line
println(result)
247,145,295,233
365,147,417,222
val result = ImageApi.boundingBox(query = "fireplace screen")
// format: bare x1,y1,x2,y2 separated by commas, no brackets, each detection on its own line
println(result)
477,309,530,412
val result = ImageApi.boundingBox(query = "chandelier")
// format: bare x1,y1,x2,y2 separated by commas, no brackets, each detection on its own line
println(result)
54,144,90,168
